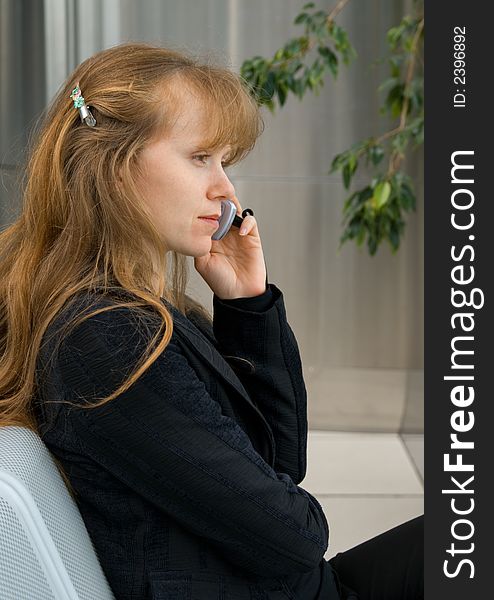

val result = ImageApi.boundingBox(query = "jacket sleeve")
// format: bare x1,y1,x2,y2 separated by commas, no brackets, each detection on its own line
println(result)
212,284,308,484
49,303,328,579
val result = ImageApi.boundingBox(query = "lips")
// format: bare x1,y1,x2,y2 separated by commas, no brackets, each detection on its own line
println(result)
198,215,220,229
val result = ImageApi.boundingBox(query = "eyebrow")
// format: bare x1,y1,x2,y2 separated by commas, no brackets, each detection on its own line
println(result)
187,143,233,156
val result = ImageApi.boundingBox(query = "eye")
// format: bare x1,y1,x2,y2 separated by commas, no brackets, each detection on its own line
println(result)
192,154,210,164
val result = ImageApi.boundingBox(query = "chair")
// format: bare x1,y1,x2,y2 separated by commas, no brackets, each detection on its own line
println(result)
0,426,115,599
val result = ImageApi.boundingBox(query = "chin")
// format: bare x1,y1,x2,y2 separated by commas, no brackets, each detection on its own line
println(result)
184,238,213,258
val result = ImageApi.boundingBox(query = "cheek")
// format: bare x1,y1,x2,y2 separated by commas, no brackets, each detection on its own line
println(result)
191,237,213,257
140,179,178,222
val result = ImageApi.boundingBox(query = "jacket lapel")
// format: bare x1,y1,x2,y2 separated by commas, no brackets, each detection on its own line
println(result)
167,306,276,464
170,308,252,404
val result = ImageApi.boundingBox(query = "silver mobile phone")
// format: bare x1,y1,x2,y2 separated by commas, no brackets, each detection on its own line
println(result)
212,200,254,240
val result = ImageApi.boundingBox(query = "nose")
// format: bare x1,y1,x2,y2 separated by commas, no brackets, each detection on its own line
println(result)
207,164,236,202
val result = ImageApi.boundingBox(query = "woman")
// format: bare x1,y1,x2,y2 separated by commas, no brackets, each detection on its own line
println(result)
0,43,422,599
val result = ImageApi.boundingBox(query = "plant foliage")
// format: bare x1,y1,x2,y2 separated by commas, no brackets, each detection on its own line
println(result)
240,1,424,255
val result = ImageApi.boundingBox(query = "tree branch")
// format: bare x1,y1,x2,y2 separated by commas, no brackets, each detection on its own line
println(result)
387,17,424,177
274,0,352,65
399,17,424,130
326,0,351,25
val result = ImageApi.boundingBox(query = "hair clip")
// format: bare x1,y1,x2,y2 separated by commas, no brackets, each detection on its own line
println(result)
69,83,96,127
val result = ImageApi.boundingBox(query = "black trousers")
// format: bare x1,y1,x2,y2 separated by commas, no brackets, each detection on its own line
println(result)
328,515,423,600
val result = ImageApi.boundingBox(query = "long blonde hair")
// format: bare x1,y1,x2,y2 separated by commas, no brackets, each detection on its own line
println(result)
0,42,263,430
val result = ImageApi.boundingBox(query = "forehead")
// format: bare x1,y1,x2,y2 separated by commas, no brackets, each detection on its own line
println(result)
157,81,233,151
163,114,230,157
165,96,207,143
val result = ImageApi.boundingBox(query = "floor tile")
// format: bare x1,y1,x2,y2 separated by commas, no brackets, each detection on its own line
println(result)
306,367,406,432
303,431,423,495
319,496,424,559
400,434,424,481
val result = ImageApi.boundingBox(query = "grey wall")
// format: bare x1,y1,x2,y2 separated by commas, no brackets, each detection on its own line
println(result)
0,0,423,433
0,0,46,225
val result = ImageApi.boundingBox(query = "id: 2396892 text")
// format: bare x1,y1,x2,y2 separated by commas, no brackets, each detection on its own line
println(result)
453,26,466,109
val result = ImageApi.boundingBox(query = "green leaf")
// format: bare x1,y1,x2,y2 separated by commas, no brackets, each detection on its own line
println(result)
368,235,378,255
385,83,405,110
277,83,287,106
389,223,401,251
387,23,407,49
372,181,391,209
392,131,409,154
285,38,302,56
332,23,354,59
378,77,399,94
411,119,424,145
343,46,357,65
388,55,404,77
391,98,402,118
317,46,331,59
356,224,367,246
343,190,361,213
261,70,276,101
329,55,338,78
330,151,345,173
294,12,308,25
274,48,285,61
287,60,304,75
300,66,311,92
303,2,315,9
369,145,384,166
293,78,305,98
264,99,276,113
399,181,416,211
361,186,374,203
251,56,267,69
318,46,338,78
341,155,358,189
404,36,414,52
313,10,329,25
343,164,352,189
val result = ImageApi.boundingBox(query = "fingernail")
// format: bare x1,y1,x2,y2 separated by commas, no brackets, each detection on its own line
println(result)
239,227,247,235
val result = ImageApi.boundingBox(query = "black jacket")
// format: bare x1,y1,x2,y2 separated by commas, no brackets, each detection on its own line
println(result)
35,284,341,599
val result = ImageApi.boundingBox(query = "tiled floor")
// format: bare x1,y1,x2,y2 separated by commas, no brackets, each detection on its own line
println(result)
302,431,424,559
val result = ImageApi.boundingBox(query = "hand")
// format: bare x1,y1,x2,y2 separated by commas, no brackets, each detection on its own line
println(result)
194,196,267,300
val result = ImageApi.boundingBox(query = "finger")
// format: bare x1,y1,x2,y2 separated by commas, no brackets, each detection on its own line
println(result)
239,214,258,236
